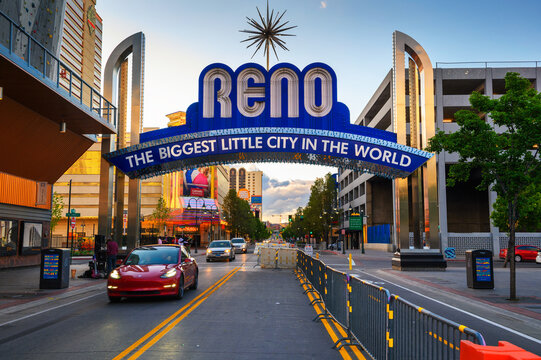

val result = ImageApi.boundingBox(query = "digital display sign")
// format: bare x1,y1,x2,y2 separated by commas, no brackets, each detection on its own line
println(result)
43,254,59,279
475,257,491,282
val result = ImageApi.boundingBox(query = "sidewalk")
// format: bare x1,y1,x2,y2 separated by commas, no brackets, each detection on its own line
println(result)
320,248,541,320
0,249,207,311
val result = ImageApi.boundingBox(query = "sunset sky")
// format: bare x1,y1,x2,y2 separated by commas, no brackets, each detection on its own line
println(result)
97,0,541,222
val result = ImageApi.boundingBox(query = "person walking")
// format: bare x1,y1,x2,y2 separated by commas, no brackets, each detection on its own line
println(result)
106,238,118,276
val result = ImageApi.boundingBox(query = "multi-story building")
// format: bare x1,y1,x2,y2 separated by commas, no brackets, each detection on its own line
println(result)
53,131,163,242
59,0,102,99
228,167,263,219
338,33,541,256
0,1,115,268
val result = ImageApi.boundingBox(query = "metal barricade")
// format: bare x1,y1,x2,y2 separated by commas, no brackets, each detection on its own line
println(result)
389,295,485,360
350,277,391,360
325,268,348,329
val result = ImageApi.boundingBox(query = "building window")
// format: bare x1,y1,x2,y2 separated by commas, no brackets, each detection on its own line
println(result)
21,222,42,255
359,183,365,196
0,219,18,257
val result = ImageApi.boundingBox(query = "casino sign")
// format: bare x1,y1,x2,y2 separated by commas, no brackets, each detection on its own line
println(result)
104,62,433,179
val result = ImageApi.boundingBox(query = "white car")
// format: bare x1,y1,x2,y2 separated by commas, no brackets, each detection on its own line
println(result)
231,238,248,254
206,240,235,262
536,251,541,264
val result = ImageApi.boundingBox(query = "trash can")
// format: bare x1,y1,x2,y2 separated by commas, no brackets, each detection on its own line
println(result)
40,248,71,289
466,249,494,289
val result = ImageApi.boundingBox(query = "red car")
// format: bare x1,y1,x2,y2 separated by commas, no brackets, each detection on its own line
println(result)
107,244,198,302
499,245,541,262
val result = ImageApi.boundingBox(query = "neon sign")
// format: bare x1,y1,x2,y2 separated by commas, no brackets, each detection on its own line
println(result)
104,63,433,179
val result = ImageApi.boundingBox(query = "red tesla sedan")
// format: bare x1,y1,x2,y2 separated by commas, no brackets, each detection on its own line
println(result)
107,245,198,302
499,245,541,262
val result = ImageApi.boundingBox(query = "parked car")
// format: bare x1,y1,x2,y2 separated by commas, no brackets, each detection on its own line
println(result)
206,240,235,262
329,242,342,251
107,244,198,302
231,238,247,253
499,245,541,262
536,251,541,264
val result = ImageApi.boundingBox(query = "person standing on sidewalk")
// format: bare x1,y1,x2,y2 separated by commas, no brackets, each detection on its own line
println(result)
106,238,118,276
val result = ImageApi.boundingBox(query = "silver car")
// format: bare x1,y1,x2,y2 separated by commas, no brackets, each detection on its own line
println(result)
206,240,235,262
231,238,247,254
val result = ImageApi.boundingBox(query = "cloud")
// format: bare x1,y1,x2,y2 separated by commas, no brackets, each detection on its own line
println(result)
320,1,327,9
262,175,313,222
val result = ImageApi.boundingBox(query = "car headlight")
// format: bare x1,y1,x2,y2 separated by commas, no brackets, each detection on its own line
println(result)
109,269,121,279
224,249,230,253
206,249,212,254
160,269,177,278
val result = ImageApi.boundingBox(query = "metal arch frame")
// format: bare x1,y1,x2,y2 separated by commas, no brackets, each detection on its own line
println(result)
392,31,439,251
98,32,145,250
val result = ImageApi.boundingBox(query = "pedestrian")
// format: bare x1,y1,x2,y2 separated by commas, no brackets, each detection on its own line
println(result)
158,237,163,244
106,238,118,276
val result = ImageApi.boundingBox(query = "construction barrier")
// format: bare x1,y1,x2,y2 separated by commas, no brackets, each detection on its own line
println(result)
296,250,488,360
259,247,297,269
460,341,541,360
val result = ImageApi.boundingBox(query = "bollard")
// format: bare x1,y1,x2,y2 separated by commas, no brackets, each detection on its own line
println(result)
316,252,319,260
349,254,352,270
71,269,76,279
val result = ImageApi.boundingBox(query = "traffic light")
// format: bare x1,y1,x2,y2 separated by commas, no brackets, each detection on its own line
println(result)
300,215,304,220
288,215,292,222
309,231,313,235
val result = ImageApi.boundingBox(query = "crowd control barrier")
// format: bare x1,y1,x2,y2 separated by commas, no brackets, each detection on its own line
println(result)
296,250,486,360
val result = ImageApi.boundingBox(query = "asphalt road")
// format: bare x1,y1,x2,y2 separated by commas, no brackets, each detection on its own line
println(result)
317,252,541,355
0,252,342,360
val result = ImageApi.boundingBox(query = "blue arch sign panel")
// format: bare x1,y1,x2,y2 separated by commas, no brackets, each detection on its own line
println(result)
104,62,433,179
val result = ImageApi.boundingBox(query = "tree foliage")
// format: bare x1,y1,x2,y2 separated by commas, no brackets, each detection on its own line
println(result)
282,173,338,243
50,192,64,232
426,72,541,300
151,195,171,236
222,189,262,238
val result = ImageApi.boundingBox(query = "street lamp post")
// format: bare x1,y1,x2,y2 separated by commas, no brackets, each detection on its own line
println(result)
207,204,217,244
360,211,369,254
186,198,206,254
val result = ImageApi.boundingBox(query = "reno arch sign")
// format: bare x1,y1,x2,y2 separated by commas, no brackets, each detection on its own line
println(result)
104,63,433,179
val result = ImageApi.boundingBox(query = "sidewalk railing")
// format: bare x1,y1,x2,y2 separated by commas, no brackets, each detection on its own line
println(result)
296,250,486,360
0,11,117,125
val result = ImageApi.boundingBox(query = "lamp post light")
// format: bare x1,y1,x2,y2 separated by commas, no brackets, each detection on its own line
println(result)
360,211,369,254
207,204,217,244
186,198,206,254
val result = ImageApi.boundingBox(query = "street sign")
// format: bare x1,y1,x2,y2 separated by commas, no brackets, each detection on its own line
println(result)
70,217,76,229
349,215,363,230
65,209,80,217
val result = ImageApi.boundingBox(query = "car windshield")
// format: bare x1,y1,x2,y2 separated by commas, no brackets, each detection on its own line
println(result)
231,239,244,244
209,241,230,248
125,247,179,265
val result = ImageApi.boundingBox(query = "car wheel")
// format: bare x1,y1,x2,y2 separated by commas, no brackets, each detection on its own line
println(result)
175,276,184,299
206,258,210,262
190,271,198,290
515,255,522,262
108,296,121,303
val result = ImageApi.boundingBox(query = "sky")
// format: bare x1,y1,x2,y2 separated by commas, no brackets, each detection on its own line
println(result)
96,0,541,223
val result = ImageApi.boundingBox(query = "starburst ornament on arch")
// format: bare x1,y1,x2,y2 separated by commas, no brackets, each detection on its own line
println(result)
240,0,297,71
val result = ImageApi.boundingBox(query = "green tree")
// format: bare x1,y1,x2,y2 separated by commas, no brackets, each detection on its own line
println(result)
223,189,254,238
251,217,271,241
151,195,171,236
301,173,338,244
426,72,541,300
50,192,64,232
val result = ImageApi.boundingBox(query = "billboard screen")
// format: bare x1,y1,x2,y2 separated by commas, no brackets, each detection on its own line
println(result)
183,167,211,197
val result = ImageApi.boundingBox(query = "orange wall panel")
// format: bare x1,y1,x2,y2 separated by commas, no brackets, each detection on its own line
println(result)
0,173,51,209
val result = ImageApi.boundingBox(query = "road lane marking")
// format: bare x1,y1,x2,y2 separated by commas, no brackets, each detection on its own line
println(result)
297,270,365,360
357,270,541,346
114,267,240,360
0,292,104,328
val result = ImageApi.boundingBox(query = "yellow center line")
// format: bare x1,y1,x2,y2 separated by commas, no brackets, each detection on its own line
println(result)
114,267,240,360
